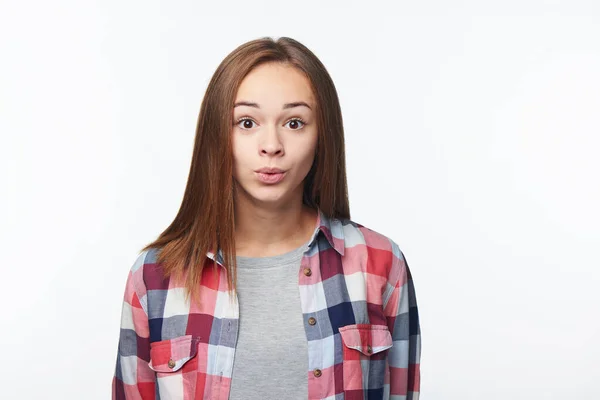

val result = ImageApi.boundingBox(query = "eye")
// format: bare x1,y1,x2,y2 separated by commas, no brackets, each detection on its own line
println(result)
234,116,307,131
235,117,257,130
285,117,306,130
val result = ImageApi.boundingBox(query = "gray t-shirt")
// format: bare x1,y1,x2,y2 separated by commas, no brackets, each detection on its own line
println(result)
229,240,311,400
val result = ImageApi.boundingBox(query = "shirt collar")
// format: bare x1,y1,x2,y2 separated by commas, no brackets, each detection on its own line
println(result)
314,207,346,256
207,207,345,267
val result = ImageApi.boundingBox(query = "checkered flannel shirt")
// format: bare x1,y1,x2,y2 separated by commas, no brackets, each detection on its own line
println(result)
112,208,421,399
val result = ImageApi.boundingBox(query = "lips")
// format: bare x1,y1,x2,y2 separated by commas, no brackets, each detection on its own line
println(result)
255,167,286,174
255,170,287,184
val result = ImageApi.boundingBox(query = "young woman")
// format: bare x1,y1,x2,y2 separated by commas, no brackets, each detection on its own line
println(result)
112,36,421,400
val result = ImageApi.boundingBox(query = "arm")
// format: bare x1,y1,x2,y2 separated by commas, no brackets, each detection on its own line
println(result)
384,245,422,399
112,253,155,399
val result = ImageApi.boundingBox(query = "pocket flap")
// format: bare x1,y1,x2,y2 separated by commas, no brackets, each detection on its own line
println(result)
148,335,198,373
339,324,393,356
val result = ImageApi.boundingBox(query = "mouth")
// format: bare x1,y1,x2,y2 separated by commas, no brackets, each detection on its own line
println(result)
255,170,287,184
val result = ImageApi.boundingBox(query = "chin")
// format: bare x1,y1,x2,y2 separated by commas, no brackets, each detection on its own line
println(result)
250,187,290,202
253,193,286,203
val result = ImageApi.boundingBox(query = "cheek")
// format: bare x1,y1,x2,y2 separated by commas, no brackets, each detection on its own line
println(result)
231,143,246,180
231,136,247,166
297,138,318,172
305,133,318,162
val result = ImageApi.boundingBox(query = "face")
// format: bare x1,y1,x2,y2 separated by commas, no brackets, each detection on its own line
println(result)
231,62,318,208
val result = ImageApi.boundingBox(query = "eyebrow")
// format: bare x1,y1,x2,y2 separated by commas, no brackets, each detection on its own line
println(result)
233,101,312,110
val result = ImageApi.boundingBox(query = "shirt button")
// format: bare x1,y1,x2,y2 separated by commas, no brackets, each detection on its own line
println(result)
313,368,322,377
168,359,176,369
303,267,312,277
308,317,316,325
367,345,373,354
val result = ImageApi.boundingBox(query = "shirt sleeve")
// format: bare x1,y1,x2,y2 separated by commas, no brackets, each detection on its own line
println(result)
383,245,422,399
112,253,156,399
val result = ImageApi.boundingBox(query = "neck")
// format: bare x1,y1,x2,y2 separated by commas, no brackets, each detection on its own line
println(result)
233,196,318,258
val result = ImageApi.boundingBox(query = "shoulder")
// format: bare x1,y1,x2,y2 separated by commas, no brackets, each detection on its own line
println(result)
336,217,406,281
126,247,169,290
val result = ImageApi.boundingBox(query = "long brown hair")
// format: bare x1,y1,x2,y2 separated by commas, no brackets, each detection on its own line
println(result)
140,36,350,304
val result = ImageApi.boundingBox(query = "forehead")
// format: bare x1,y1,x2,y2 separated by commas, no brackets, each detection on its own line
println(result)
235,62,315,106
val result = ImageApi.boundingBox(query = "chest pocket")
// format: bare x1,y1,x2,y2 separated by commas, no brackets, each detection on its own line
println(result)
339,324,393,397
148,335,200,398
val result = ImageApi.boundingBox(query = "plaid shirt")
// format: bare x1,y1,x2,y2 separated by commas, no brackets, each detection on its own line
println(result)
112,209,421,399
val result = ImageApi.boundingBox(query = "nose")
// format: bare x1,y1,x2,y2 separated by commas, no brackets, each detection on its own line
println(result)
260,125,284,156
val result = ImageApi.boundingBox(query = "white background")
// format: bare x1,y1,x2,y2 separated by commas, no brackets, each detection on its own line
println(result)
1,1,599,399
